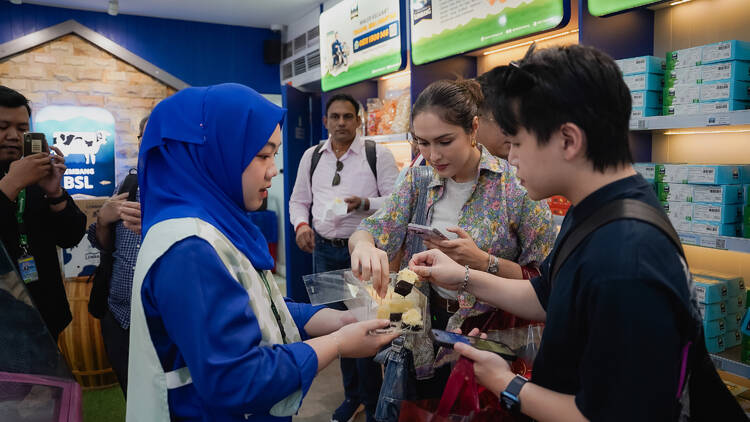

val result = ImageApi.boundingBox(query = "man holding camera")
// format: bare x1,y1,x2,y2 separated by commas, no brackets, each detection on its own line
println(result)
0,86,86,340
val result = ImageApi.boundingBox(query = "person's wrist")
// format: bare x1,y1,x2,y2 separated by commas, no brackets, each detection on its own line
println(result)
295,222,309,233
494,371,516,397
44,185,64,198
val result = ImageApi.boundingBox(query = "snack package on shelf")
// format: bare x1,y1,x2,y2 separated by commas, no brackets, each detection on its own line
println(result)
366,98,383,136
365,89,410,136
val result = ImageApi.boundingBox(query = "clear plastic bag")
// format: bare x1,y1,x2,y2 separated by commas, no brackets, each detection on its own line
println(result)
485,323,543,378
301,269,428,334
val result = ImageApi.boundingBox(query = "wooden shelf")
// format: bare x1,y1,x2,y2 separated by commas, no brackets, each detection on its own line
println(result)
630,110,750,131
678,232,750,255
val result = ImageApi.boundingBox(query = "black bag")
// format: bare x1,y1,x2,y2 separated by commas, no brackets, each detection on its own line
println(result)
88,172,139,319
549,198,746,421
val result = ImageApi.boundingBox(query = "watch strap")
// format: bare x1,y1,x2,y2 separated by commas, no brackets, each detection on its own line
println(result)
500,374,528,412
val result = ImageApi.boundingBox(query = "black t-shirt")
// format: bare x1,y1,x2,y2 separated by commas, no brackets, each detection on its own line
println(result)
0,180,86,338
530,175,694,421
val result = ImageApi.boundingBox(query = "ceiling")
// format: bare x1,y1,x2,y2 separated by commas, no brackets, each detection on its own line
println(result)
22,0,323,29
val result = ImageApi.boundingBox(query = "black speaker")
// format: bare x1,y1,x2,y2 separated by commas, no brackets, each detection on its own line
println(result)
263,39,282,65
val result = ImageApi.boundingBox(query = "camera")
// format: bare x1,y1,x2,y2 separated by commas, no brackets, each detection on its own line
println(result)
22,132,49,157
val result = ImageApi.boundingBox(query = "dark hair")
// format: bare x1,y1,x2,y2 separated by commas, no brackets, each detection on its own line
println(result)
325,93,359,116
476,67,505,119
411,79,483,134
138,115,150,137
488,44,632,171
0,85,31,117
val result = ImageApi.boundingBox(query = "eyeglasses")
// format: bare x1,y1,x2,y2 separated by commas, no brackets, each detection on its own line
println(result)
332,160,343,186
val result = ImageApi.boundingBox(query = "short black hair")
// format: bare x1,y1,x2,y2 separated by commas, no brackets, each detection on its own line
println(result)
0,85,31,117
476,67,505,119
488,44,633,171
325,93,359,116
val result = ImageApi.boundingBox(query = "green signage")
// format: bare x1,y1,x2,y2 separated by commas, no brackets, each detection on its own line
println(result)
319,0,405,92
410,0,567,66
588,0,663,17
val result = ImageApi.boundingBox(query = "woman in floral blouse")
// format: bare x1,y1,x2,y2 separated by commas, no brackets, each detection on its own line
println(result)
348,79,556,399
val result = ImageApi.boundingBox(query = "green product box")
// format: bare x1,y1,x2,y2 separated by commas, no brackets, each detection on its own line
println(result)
743,185,750,205
655,164,689,183
744,205,750,225
662,103,700,116
663,83,700,106
666,46,703,70
656,183,693,202
742,334,750,363
744,222,750,238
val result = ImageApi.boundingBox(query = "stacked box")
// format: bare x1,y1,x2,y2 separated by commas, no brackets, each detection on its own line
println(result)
616,55,665,75
633,163,656,182
664,41,750,115
631,90,662,109
728,311,744,331
656,183,743,204
725,330,743,348
661,202,741,223
655,164,689,183
687,164,744,185
693,270,746,297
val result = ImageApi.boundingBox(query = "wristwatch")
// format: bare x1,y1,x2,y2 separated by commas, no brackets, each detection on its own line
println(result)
486,254,500,275
45,189,68,205
500,374,528,413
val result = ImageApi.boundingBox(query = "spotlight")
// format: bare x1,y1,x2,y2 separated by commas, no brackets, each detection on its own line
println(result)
108,0,118,16
10,0,23,5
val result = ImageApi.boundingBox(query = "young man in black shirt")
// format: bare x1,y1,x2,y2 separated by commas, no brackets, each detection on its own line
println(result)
406,45,726,421
0,86,86,339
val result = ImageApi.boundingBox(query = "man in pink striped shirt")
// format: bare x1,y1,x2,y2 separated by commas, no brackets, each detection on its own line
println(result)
289,93,398,422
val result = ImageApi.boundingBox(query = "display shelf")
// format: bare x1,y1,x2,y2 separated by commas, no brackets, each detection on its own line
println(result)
678,232,750,254
629,109,750,131
712,346,750,380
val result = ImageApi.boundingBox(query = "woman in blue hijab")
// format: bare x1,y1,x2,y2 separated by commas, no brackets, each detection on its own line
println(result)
126,83,396,422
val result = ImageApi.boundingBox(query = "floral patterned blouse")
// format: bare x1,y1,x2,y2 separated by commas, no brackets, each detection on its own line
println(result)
358,145,557,379
359,145,555,270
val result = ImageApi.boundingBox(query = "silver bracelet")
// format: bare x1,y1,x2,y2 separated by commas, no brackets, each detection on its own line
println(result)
461,265,470,291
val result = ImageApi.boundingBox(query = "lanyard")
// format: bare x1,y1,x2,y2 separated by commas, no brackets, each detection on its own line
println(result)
16,189,29,252
258,270,288,344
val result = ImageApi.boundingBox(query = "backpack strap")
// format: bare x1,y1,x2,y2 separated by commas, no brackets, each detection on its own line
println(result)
549,198,684,284
364,139,378,181
309,142,325,179
118,171,139,202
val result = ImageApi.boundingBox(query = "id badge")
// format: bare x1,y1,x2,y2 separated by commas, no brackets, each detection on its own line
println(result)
17,255,39,284
458,291,475,309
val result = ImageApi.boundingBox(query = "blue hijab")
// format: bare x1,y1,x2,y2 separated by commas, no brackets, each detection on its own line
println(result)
138,83,285,270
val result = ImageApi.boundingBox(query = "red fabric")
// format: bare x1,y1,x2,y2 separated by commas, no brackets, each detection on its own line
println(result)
398,358,513,422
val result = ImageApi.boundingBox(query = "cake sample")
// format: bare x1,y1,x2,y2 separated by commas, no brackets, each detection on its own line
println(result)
394,268,419,296
401,308,423,331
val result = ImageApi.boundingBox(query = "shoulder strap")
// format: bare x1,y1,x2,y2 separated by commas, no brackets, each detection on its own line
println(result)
118,172,139,202
364,139,378,180
309,142,325,179
549,198,684,284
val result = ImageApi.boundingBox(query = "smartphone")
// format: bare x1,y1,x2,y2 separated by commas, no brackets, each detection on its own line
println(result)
431,329,517,361
22,132,49,157
407,223,449,241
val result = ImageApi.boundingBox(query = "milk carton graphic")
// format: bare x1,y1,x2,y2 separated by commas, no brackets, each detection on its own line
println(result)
34,106,116,198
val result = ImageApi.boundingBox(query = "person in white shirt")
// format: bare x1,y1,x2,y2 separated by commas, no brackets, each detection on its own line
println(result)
288,93,399,422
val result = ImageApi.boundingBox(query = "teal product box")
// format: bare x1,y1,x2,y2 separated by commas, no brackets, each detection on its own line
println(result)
663,83,700,106
657,183,693,202
700,80,750,102
690,221,742,237
692,184,743,204
692,203,741,223
728,294,746,314
693,276,728,304
705,334,726,353
662,103,700,116
687,165,743,185
724,330,742,348
631,107,661,118
666,66,702,86
745,167,750,184
701,40,750,64
699,301,727,321
744,185,750,204
633,163,656,182
727,312,744,331
656,164,689,183
616,56,665,75
624,73,663,92
699,100,750,113
704,318,727,337
701,60,750,83
631,90,662,108
694,270,746,297
666,46,703,69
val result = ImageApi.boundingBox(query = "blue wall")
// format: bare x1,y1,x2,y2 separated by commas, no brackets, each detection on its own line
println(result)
0,2,280,93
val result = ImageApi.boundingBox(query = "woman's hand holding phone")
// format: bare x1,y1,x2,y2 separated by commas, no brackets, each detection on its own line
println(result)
422,226,489,271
